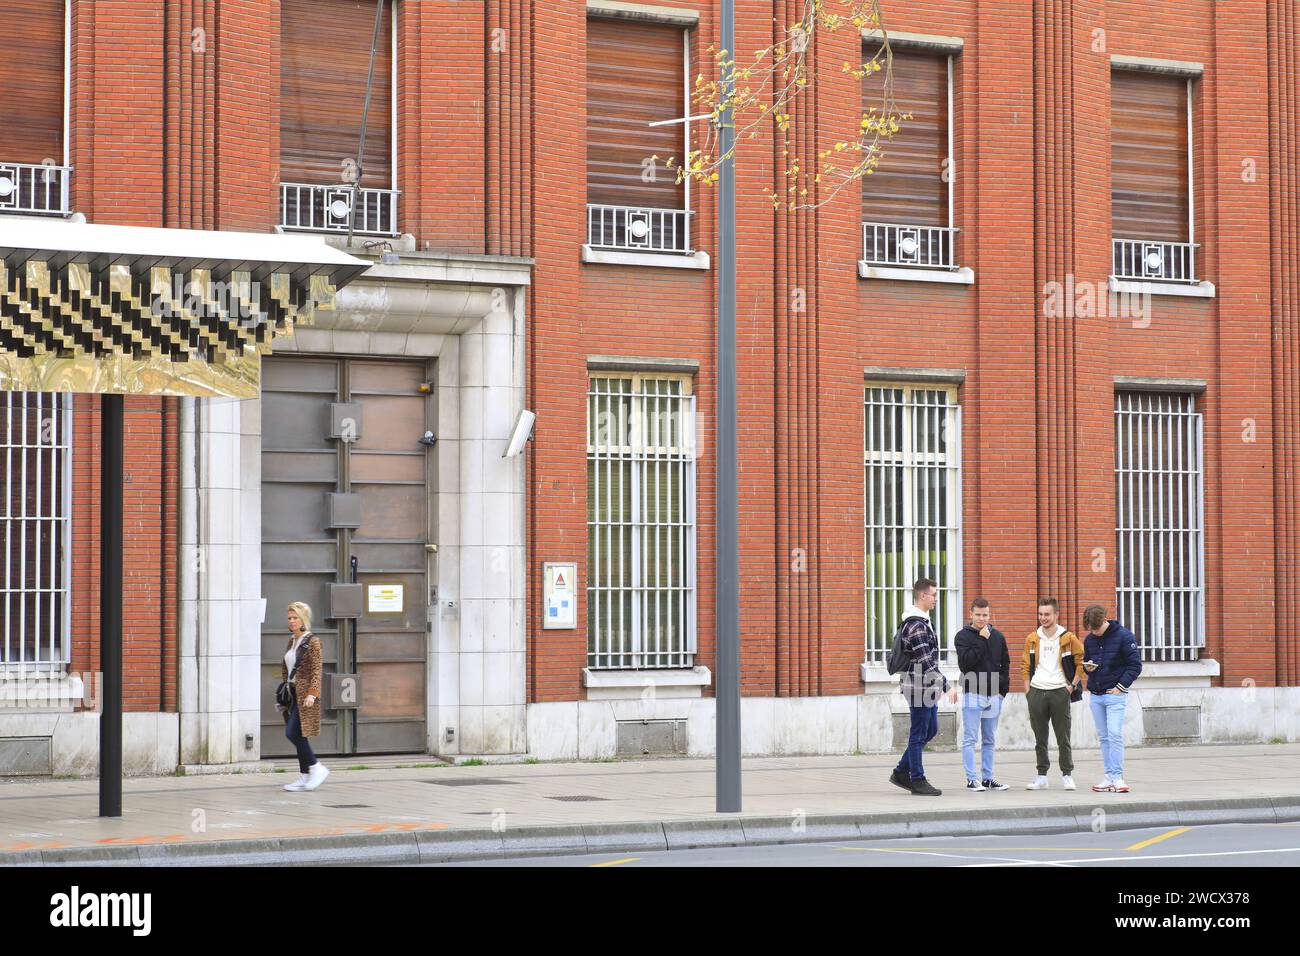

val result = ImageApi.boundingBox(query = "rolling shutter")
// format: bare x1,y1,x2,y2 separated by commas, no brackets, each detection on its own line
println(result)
0,0,64,163
861,48,947,227
1111,71,1189,242
280,0,392,188
586,17,685,209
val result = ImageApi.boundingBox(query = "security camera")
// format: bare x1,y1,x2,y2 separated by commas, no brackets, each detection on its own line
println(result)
503,409,536,458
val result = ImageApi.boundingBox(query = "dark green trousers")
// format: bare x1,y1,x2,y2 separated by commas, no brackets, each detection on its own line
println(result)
1027,686,1073,775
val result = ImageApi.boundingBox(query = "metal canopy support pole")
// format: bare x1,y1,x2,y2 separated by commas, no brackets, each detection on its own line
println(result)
99,393,123,817
715,0,741,813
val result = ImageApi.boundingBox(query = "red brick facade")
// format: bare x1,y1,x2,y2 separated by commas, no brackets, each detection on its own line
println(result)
68,398,178,713
16,1,1300,717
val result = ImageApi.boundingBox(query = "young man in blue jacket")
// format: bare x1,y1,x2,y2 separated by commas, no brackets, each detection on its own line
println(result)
1081,605,1143,793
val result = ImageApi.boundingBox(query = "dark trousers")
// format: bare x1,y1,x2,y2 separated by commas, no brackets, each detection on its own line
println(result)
894,704,939,780
284,693,318,775
1027,686,1073,775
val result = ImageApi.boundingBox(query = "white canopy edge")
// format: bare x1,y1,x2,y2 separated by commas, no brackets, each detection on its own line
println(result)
0,219,371,286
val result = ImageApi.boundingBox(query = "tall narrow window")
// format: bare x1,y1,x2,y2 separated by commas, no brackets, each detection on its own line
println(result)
1115,392,1204,661
0,0,70,215
585,17,692,255
0,392,72,667
1111,70,1196,283
864,385,962,662
587,374,696,669
279,0,397,236
860,47,956,270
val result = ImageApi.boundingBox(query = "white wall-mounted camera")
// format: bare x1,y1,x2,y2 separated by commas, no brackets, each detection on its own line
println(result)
503,409,536,458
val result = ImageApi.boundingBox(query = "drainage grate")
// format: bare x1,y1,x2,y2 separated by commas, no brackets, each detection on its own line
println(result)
325,804,373,809
547,795,609,802
422,778,519,787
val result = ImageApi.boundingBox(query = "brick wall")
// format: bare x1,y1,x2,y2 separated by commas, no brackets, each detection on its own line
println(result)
69,396,178,712
27,0,1300,711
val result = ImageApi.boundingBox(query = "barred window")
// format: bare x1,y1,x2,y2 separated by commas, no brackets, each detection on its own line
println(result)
1115,391,1205,661
0,392,72,666
864,385,962,662
587,374,696,669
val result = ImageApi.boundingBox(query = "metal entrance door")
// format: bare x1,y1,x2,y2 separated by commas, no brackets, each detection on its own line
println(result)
260,357,433,755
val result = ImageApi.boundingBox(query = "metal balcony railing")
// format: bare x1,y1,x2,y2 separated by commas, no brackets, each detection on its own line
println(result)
280,182,399,236
0,161,72,216
862,222,959,270
1112,239,1198,284
587,204,693,255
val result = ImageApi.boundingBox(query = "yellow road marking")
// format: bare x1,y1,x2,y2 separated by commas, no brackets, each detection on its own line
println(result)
1126,827,1190,851
591,857,640,867
834,846,1116,853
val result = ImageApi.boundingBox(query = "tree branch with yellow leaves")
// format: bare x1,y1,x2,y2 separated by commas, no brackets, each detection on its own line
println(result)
664,0,903,211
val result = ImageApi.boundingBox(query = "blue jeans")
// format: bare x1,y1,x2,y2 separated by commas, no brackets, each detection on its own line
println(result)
961,694,1002,782
284,696,318,775
895,704,939,780
1089,691,1129,779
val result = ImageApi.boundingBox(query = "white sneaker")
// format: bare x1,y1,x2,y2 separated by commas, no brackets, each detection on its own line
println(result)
1091,776,1114,792
283,774,308,792
1110,776,1129,793
1026,775,1049,790
303,763,330,791
1062,775,1077,791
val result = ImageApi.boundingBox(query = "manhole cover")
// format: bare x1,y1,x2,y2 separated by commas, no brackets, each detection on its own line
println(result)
422,778,519,787
546,795,608,802
325,804,372,809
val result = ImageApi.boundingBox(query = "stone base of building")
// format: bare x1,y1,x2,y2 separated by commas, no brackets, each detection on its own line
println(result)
0,712,178,777
5,687,1299,777
527,686,1300,760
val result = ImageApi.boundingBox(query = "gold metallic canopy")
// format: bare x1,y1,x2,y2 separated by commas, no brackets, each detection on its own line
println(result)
0,221,369,397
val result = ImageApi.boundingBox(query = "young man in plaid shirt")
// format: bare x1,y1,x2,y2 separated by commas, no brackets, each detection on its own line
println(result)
890,578,959,796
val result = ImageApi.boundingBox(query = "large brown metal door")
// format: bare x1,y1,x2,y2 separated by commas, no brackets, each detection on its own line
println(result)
260,357,432,756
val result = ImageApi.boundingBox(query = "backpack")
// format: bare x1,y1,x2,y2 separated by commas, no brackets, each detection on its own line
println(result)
886,622,912,675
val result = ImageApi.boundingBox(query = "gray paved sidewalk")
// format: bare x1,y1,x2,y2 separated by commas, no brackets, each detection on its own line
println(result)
2,743,1298,865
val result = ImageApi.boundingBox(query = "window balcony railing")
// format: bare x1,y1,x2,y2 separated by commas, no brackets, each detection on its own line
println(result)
587,204,693,255
862,222,959,270
0,161,72,217
280,182,399,237
1112,239,1198,284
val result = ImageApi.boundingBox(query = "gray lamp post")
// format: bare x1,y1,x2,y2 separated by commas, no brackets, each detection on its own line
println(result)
715,0,741,813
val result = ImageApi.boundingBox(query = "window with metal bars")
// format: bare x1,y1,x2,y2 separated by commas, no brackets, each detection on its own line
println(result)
0,391,72,667
1114,391,1204,661
586,374,696,670
864,385,962,663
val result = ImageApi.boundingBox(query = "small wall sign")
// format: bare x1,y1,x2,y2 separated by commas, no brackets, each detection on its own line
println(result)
543,562,577,629
367,583,404,614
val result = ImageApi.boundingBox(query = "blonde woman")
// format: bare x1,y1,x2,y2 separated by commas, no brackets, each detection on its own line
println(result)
278,602,329,792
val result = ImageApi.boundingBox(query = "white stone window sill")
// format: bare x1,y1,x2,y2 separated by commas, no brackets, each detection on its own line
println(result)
0,667,86,711
583,666,712,700
858,262,975,285
1134,657,1219,689
1109,277,1216,298
581,246,711,270
861,662,962,696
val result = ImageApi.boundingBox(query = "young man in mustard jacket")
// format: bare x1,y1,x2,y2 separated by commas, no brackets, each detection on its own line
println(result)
1021,597,1086,791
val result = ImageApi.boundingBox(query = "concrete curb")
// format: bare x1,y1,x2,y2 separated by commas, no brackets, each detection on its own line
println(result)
5,796,1299,866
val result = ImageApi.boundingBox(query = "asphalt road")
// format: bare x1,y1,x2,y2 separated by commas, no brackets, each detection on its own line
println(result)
420,821,1300,867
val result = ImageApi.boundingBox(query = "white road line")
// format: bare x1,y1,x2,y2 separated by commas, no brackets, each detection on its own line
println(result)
963,846,1300,867
830,845,1069,866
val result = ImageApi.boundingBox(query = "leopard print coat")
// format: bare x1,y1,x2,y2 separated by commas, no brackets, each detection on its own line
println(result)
280,632,323,737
